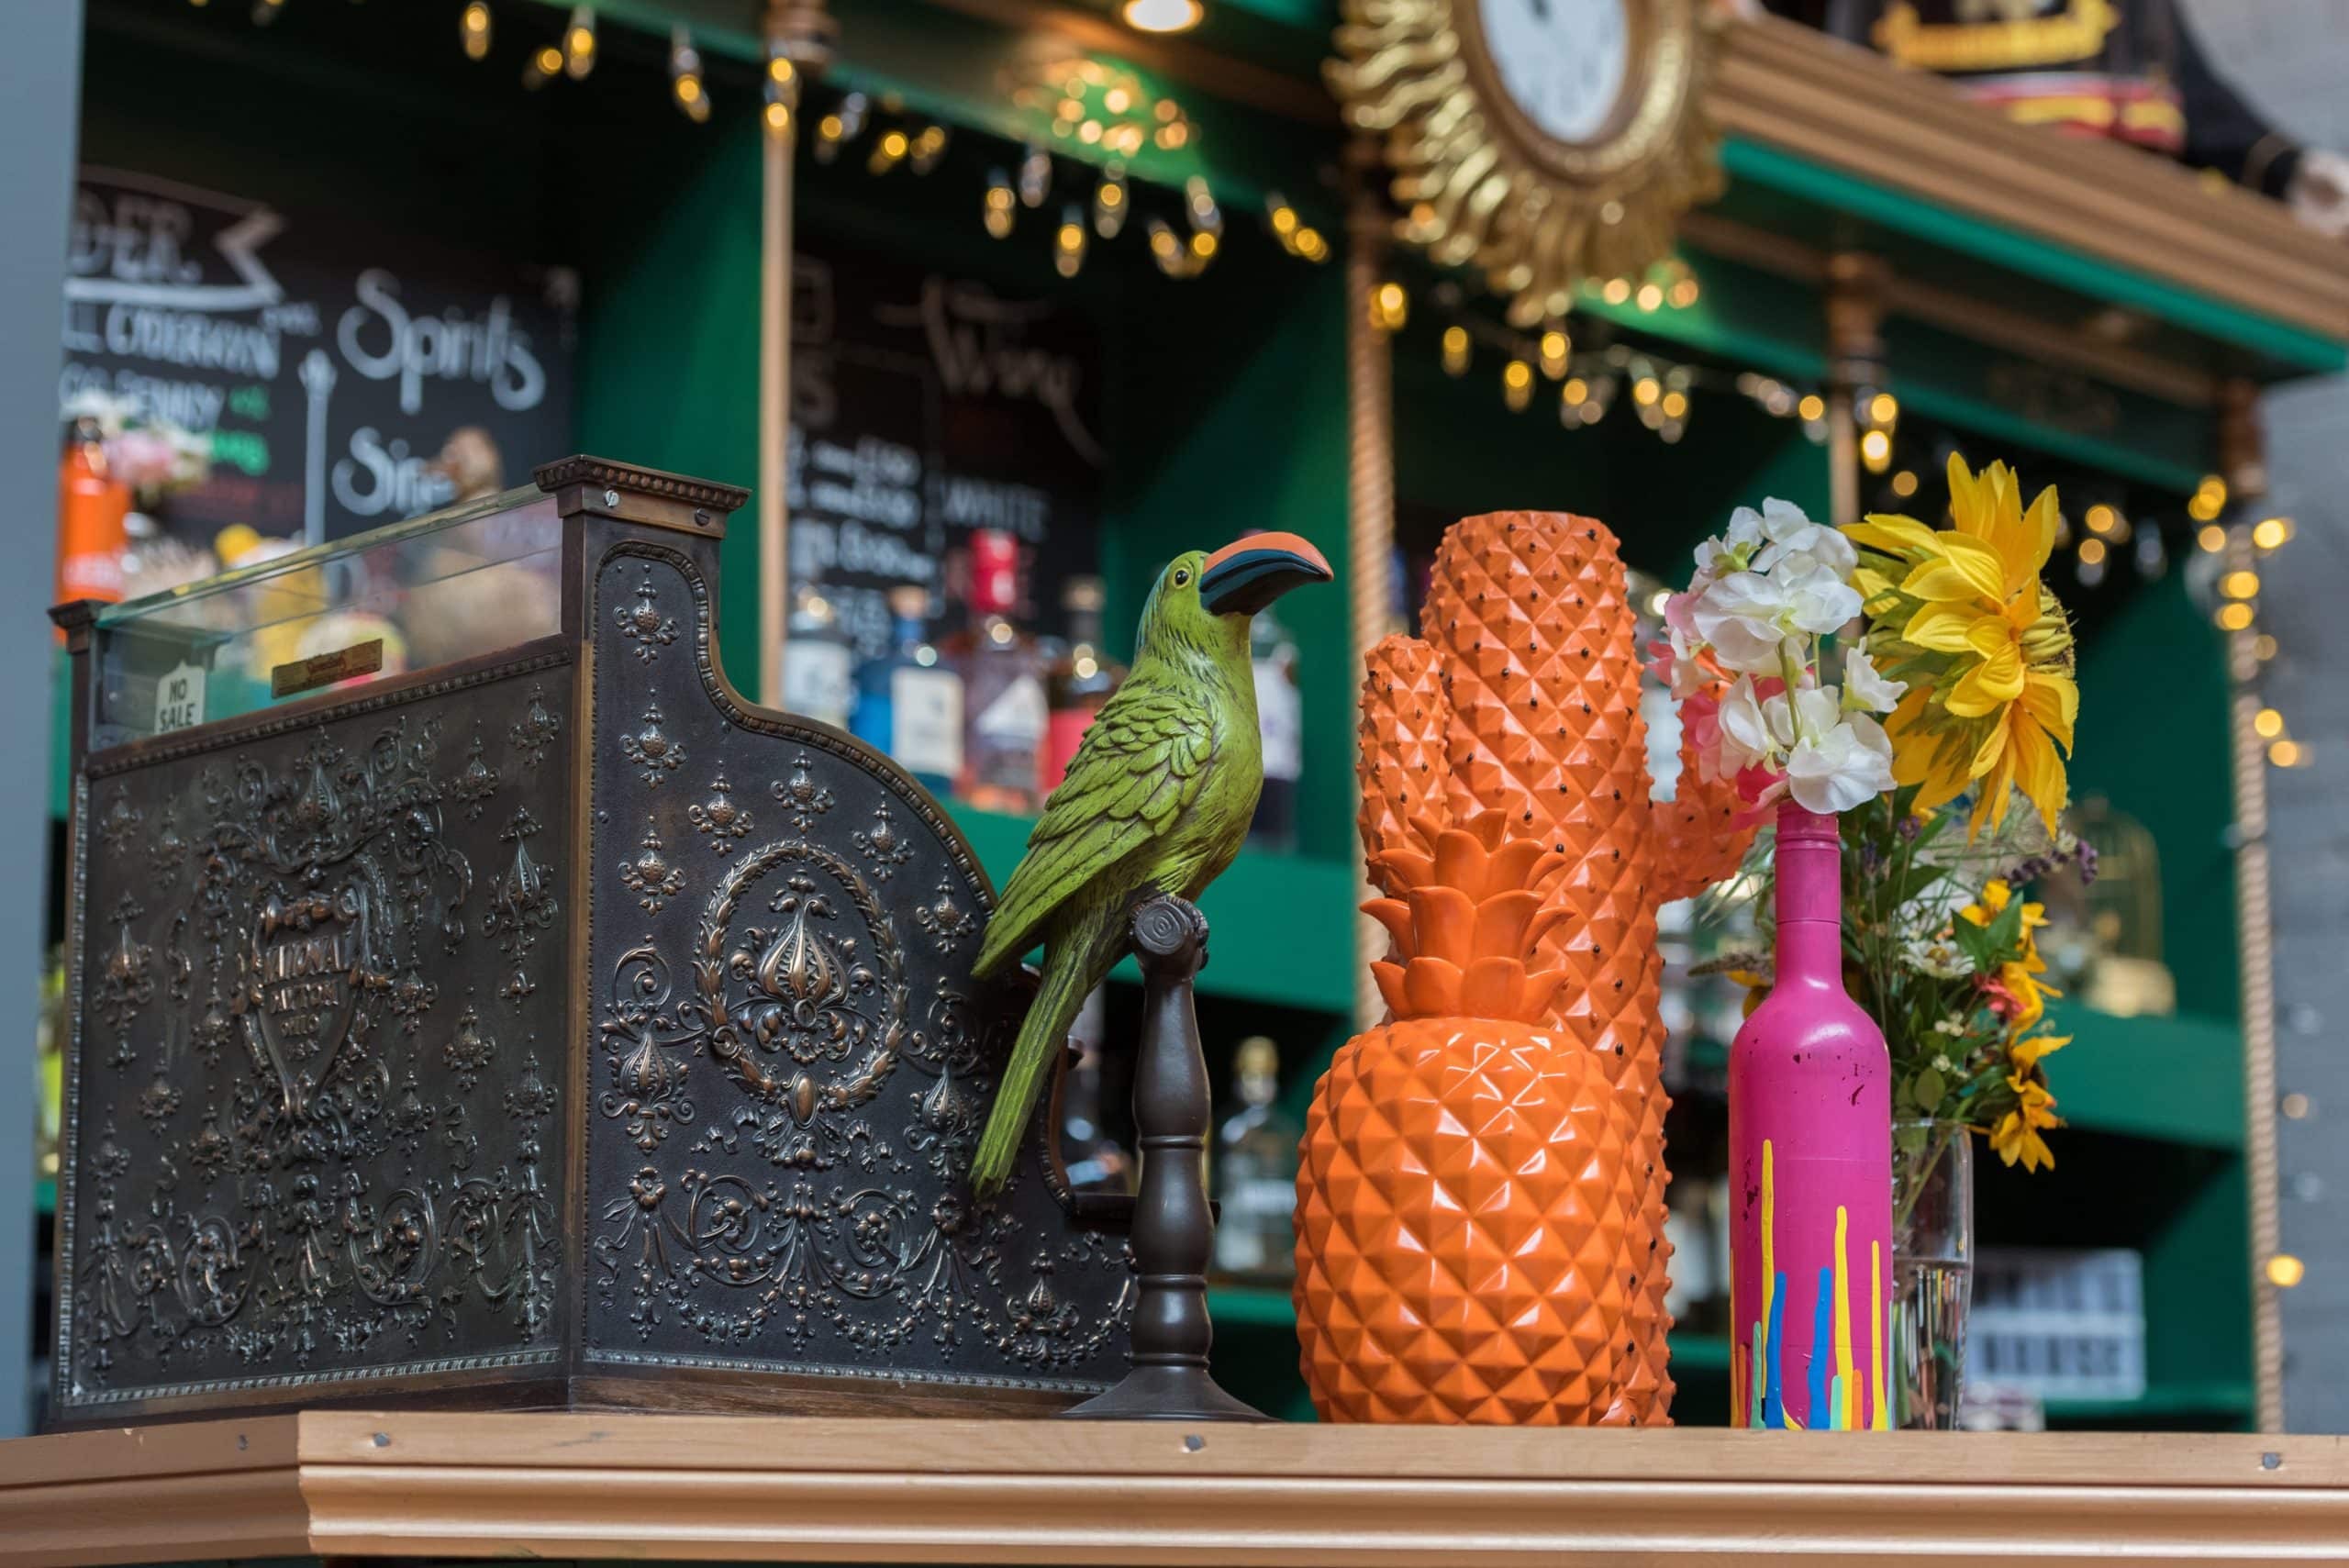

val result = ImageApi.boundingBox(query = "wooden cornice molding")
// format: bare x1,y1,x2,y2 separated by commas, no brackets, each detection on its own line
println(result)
1710,14,2349,346
8,1411,2349,1567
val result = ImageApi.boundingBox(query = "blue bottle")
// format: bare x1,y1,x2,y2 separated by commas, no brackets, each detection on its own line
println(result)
852,584,963,798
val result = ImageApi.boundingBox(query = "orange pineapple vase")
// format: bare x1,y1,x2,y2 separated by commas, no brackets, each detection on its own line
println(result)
1296,511,1753,1426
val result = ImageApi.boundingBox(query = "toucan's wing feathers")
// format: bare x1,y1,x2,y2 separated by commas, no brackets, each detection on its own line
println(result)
971,682,1214,976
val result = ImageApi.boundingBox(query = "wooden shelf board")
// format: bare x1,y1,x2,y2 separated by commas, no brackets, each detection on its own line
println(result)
6,1410,2348,1567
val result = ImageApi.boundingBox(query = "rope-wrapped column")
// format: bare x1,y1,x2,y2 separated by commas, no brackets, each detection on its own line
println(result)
1344,139,1398,1031
2219,379,2284,1433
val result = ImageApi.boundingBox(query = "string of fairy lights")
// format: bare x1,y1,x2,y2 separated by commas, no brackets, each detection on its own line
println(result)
238,0,1335,284
1388,272,1896,454
230,0,2302,767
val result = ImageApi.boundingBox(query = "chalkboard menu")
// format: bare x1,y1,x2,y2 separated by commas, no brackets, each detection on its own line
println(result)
61,166,574,546
787,237,1104,657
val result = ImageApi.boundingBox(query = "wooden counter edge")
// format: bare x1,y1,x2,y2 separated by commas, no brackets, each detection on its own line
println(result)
7,1413,2349,1567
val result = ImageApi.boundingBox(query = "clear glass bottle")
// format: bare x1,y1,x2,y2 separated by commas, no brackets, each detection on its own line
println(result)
958,528,1047,815
1210,1036,1300,1284
851,584,962,797
1057,985,1133,1195
1246,603,1302,852
1041,574,1123,795
780,582,854,729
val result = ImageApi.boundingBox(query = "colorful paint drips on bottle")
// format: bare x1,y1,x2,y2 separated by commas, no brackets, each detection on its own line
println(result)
1730,803,1895,1430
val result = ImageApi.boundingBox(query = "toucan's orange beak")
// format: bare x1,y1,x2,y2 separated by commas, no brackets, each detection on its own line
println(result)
1198,531,1333,617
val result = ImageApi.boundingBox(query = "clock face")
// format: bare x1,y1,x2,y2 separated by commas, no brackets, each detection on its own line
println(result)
1475,0,1632,147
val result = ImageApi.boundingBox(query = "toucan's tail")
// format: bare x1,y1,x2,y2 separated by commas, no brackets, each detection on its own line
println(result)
970,944,1095,1197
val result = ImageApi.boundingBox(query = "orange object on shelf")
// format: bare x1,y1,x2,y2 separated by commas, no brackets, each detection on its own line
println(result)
1295,807,1639,1423
1299,511,1753,1426
55,418,129,622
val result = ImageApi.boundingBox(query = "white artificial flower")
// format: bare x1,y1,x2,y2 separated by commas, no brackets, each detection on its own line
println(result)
1842,644,1907,715
1784,712,1896,815
1694,507,1765,578
1717,676,1775,774
1775,562,1865,636
1932,1052,1955,1073
1691,572,1798,673
1904,937,1970,979
1762,684,1842,751
1751,497,1859,579
1662,628,1711,699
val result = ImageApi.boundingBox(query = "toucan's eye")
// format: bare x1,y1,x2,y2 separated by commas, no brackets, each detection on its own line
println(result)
1173,567,1192,586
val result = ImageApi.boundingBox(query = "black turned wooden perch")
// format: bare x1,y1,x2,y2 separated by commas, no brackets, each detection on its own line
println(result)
1063,894,1270,1423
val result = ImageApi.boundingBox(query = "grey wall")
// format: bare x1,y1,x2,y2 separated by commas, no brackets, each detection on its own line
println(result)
2183,0,2349,1434
0,1,83,1436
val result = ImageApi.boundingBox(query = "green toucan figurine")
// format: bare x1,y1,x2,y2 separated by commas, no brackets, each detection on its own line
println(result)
968,532,1333,1195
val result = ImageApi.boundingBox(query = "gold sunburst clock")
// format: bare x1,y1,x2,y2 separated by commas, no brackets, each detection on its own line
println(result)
1330,0,1723,326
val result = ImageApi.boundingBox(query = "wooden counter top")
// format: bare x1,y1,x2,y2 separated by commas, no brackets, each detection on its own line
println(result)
5,1410,2346,1566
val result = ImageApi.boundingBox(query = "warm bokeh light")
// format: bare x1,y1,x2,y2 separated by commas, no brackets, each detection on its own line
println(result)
1122,0,1204,31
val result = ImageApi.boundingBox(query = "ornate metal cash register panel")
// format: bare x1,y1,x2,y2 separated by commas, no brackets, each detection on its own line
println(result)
48,457,1131,1428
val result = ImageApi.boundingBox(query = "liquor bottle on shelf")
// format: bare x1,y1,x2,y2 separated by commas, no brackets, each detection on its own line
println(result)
56,417,129,624
851,584,962,798
1057,985,1133,1195
957,528,1047,816
780,582,854,729
1209,1036,1301,1284
1041,574,1123,795
1245,600,1302,852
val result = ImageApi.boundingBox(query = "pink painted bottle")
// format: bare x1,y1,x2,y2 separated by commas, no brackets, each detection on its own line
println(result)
1729,804,1894,1430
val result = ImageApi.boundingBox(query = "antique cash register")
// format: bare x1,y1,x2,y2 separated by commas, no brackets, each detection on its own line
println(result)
47,457,1131,1426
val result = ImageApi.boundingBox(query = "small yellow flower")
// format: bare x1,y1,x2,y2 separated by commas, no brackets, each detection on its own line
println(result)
1990,1073,2061,1172
2009,1032,2068,1073
1960,879,2047,930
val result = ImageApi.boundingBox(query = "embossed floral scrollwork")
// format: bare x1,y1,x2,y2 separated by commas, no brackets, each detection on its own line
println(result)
599,943,700,1153
450,728,501,819
852,802,912,881
688,769,751,853
694,839,908,1125
618,817,687,915
621,700,685,786
771,754,835,832
616,573,678,662
508,683,563,770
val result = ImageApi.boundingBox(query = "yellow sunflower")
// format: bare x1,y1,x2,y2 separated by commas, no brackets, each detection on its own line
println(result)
1844,454,2079,838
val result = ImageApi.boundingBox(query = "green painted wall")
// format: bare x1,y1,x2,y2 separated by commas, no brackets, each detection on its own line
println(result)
571,119,767,692
2068,570,2241,1020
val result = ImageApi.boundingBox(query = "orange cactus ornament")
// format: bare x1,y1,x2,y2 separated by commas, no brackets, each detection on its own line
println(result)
1306,511,1755,1426
1296,809,1642,1424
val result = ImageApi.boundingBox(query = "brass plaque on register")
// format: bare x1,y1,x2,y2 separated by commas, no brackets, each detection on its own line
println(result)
269,638,384,697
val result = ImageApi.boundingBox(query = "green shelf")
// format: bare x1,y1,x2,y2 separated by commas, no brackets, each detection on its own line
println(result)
2043,1380,2254,1426
1208,1284,1300,1329
2044,1005,2245,1151
947,806,1362,1017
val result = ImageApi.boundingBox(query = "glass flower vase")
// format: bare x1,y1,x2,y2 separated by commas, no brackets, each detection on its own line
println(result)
1890,1118,1974,1429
